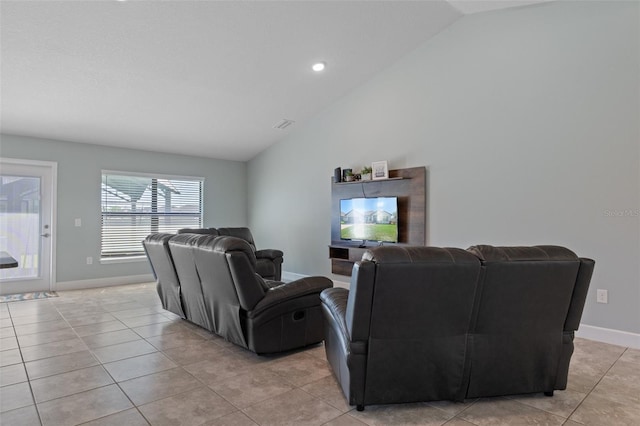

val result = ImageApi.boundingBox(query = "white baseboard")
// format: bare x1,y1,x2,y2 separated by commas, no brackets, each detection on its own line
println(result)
55,274,154,292
282,271,350,289
576,324,640,350
331,279,350,289
281,271,308,282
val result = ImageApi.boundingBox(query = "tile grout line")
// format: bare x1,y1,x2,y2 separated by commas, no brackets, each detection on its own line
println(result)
75,294,233,424
435,397,481,425
6,299,46,426
58,295,152,426
69,296,178,425
33,298,97,426
561,348,629,425
11,297,151,425
4,296,192,425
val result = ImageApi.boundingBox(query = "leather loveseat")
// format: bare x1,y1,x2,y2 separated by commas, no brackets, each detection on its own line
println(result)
217,227,283,281
320,245,594,410
178,227,283,281
143,233,332,354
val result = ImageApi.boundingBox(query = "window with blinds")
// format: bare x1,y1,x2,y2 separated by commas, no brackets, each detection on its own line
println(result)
101,171,203,259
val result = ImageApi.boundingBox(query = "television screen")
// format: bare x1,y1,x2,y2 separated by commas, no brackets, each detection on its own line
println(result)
340,197,398,243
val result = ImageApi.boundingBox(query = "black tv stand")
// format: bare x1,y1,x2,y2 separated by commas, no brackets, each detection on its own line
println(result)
328,244,369,276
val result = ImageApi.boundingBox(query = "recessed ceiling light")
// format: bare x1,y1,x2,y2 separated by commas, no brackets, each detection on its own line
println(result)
312,62,326,72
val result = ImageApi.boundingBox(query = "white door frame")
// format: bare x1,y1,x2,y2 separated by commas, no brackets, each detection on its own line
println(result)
0,157,57,293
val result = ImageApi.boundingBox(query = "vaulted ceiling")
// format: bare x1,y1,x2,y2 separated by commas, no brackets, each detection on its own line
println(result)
0,0,551,161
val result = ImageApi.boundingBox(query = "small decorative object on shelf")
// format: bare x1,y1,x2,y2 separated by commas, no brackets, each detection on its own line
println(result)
361,166,372,181
372,160,389,180
343,168,354,182
334,167,342,183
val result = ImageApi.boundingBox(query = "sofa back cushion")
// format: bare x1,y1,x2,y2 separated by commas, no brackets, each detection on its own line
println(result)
465,245,582,397
352,246,482,403
177,228,219,235
350,246,482,340
188,235,263,347
195,236,264,312
168,233,212,330
143,233,184,318
466,245,580,334
217,227,257,251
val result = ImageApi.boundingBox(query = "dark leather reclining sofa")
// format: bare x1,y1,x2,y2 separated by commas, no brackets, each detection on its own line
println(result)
320,244,594,410
143,231,332,354
176,227,283,281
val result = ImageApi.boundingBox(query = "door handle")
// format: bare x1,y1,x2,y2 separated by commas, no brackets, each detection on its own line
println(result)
41,233,50,238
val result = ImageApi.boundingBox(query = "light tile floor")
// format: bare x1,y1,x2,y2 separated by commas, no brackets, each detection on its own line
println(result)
1,283,638,426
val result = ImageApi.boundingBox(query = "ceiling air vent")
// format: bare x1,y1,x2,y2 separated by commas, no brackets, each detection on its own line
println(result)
273,119,295,130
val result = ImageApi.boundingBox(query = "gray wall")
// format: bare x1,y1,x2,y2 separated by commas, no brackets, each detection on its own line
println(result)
248,1,640,333
0,133,247,283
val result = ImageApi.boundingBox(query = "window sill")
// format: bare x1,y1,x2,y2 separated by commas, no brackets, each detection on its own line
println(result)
100,256,147,265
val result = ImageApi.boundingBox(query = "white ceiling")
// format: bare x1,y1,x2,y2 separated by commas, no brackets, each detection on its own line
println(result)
447,0,553,14
1,0,551,161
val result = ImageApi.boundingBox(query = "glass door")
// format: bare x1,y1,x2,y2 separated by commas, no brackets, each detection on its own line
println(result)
0,159,55,295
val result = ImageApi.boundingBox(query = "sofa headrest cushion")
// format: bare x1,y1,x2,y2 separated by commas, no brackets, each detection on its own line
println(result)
144,233,174,245
176,228,219,235
196,236,257,266
217,227,255,244
168,233,211,247
467,245,578,262
363,246,479,265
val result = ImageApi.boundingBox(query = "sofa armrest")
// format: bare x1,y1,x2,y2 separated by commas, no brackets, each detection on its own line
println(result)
320,287,350,337
564,258,595,331
249,276,332,317
321,288,367,355
255,249,284,260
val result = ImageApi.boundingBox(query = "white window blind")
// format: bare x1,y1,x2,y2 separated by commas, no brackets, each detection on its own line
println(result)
101,172,203,258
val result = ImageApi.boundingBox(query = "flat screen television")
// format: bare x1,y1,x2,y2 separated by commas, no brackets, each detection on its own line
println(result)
340,196,398,244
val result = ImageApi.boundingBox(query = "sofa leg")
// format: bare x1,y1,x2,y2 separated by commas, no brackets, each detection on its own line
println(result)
544,391,554,397
356,404,364,411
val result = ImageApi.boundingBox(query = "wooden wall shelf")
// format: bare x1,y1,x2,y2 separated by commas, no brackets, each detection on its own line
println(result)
334,177,404,185
329,166,426,276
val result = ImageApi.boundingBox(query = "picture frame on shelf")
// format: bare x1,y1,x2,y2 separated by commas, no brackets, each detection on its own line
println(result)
372,161,389,180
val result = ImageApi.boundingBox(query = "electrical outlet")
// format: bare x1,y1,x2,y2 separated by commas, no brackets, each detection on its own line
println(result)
75,218,82,227
596,289,608,304
86,256,93,265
